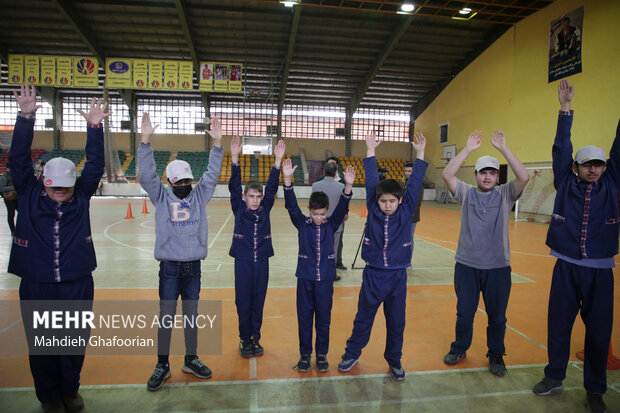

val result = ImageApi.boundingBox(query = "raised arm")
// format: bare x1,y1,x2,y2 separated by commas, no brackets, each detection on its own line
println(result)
137,112,165,201
283,158,303,228
442,131,482,196
329,165,355,229
229,135,243,211
491,129,530,195
552,79,576,188
402,132,429,208
77,98,110,196
206,117,222,149
263,139,286,210
364,131,381,206
8,86,42,193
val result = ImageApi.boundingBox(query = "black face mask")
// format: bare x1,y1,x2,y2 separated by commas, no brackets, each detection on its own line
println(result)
172,184,192,199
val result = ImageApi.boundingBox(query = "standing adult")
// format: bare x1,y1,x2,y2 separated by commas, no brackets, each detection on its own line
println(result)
0,166,18,235
313,161,345,280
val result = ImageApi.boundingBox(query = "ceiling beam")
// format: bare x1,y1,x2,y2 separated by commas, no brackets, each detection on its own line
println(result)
174,0,200,72
51,0,105,66
348,14,414,114
278,4,302,114
411,25,510,118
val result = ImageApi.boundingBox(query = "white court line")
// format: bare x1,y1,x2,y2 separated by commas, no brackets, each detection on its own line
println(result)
0,318,21,335
477,308,547,351
103,218,152,252
209,211,234,249
249,358,258,380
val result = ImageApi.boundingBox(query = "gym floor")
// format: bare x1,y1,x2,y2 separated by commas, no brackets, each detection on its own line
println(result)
0,197,618,412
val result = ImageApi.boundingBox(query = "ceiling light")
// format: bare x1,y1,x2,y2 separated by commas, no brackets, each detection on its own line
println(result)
401,3,415,13
281,1,297,7
459,7,472,15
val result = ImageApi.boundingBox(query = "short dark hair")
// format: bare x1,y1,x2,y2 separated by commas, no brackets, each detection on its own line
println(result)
326,156,339,165
376,179,404,200
309,191,329,210
404,161,414,168
244,181,263,195
324,161,338,177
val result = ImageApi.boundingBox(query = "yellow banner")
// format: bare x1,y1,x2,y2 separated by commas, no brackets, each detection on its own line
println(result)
8,55,24,84
105,58,132,89
56,56,73,87
73,57,99,87
148,60,163,89
228,63,242,93
24,55,40,85
198,62,214,92
40,56,56,86
163,61,179,90
214,63,228,92
179,61,193,90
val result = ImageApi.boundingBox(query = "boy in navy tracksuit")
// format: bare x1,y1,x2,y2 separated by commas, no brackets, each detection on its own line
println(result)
229,136,285,357
9,86,109,412
283,158,354,372
533,80,619,413
339,131,427,381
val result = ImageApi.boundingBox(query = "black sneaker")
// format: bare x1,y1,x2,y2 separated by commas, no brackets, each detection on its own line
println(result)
62,393,84,412
182,357,212,379
251,336,264,356
586,392,607,413
488,353,507,377
316,354,329,372
443,351,466,365
532,377,563,396
296,354,311,372
336,265,347,270
147,363,171,391
239,340,253,358
334,275,341,281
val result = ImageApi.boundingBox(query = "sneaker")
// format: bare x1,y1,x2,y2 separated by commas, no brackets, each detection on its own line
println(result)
389,364,405,381
239,340,253,358
297,354,311,372
443,351,466,365
41,400,64,413
334,275,341,281
147,363,171,391
532,377,563,396
336,265,347,270
251,336,264,356
316,354,329,372
182,357,212,379
62,393,84,412
338,354,359,372
586,392,607,413
488,353,507,377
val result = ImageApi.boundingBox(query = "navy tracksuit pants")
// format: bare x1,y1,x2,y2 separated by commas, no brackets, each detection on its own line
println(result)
450,263,511,356
344,266,407,367
19,275,94,403
234,259,269,342
296,278,334,355
544,259,613,394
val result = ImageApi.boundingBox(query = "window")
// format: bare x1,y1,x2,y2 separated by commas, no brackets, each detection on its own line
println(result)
439,122,449,144
211,101,277,137
282,105,345,140
0,94,53,131
351,108,409,142
137,98,205,134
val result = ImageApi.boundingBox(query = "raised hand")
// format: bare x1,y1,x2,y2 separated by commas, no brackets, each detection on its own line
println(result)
465,131,483,153
491,129,507,151
230,135,242,157
282,157,297,178
141,112,159,143
207,117,222,147
274,139,286,160
343,164,356,186
412,131,426,154
77,97,112,125
558,79,574,110
365,131,381,150
13,85,41,115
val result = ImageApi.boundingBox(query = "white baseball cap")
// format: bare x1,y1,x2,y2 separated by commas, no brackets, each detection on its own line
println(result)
575,146,606,164
166,160,193,183
475,155,500,172
43,157,77,187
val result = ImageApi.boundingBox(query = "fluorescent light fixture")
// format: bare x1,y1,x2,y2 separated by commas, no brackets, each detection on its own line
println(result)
401,3,415,12
281,0,297,7
459,7,472,15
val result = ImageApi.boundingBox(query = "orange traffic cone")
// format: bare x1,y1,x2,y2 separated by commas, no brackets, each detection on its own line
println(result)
141,198,149,214
124,203,135,219
360,204,367,218
576,341,620,370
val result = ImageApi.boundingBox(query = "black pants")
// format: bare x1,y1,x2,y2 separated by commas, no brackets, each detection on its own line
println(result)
3,197,17,235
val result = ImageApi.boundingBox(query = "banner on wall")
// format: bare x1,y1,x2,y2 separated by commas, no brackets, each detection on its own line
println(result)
24,55,40,85
40,56,57,86
56,56,73,87
214,63,229,92
72,57,99,87
179,61,193,90
148,60,164,89
163,61,179,90
105,58,132,89
133,59,148,89
8,55,24,84
228,64,242,92
199,62,214,91
548,6,583,83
